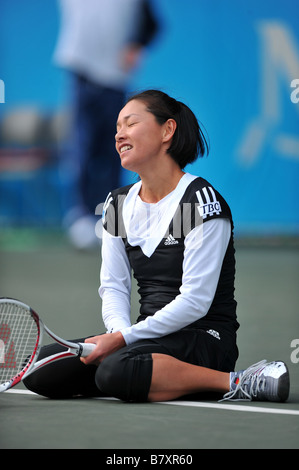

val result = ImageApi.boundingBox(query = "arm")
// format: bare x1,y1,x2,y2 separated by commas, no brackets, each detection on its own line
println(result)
82,227,131,365
99,227,132,332
122,0,160,71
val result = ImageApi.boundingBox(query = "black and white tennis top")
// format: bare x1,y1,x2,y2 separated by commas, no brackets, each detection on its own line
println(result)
100,173,238,345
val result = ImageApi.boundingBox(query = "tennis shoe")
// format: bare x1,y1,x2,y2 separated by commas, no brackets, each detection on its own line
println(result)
220,360,290,402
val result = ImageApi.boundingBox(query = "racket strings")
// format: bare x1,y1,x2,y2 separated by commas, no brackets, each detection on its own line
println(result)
0,302,39,383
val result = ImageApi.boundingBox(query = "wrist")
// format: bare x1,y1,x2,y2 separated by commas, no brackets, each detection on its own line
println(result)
113,331,126,348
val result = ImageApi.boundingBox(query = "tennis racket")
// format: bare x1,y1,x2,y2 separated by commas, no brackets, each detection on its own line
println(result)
0,298,96,392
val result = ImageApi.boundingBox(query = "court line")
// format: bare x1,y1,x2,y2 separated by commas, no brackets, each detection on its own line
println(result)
157,400,299,416
5,389,299,416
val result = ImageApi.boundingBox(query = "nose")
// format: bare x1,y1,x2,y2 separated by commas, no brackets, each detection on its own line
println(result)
115,126,125,142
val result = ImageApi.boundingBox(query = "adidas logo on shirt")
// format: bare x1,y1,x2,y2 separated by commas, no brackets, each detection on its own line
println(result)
164,235,179,245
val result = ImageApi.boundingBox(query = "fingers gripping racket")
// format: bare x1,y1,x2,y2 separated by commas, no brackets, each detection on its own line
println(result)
0,298,96,392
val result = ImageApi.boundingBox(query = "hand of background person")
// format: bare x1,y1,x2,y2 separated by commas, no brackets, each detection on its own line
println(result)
121,44,143,71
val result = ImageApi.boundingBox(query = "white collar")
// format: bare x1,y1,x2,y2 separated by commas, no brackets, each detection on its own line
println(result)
122,173,197,257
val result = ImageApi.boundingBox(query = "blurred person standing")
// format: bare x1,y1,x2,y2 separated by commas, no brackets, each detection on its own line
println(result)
54,0,159,249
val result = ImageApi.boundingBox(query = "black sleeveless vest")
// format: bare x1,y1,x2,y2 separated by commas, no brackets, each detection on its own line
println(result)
103,177,239,334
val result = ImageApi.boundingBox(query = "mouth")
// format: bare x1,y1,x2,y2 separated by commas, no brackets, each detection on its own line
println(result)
119,144,133,154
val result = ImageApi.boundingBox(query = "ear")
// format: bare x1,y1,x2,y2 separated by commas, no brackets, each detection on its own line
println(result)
162,119,177,143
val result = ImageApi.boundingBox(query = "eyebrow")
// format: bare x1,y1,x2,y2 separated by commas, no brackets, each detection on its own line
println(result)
116,113,140,128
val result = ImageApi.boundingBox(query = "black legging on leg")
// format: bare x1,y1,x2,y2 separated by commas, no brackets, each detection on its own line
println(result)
23,337,162,400
23,338,103,399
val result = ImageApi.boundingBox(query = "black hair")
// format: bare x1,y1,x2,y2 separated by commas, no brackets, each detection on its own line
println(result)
126,89,209,169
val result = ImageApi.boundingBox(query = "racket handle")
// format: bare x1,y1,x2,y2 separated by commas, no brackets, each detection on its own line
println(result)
79,342,96,357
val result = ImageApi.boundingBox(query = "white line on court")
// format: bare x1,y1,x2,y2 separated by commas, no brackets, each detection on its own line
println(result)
5,388,299,416
157,400,299,416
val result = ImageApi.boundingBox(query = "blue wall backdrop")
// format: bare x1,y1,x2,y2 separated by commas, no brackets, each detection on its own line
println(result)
1,0,298,236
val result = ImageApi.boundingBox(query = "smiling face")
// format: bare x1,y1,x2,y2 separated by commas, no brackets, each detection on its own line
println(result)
115,100,175,175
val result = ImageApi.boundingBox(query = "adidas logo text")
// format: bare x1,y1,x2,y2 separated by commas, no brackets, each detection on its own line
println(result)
164,235,179,245
207,329,221,340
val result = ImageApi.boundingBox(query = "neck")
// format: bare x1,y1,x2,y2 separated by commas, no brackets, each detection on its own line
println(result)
139,165,185,203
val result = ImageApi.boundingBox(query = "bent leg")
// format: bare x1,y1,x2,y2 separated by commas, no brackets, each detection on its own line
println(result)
96,329,237,403
23,338,102,398
96,347,230,403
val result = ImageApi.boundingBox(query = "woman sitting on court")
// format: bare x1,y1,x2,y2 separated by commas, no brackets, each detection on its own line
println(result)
24,90,290,402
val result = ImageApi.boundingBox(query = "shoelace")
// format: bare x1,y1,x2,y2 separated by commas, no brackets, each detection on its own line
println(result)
219,359,268,402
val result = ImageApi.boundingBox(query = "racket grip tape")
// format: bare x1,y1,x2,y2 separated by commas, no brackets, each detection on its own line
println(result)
79,342,96,357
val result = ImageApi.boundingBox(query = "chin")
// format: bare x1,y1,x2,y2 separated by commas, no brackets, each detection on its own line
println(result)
120,157,137,173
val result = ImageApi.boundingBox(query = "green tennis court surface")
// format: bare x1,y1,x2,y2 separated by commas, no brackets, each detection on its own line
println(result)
1,236,298,450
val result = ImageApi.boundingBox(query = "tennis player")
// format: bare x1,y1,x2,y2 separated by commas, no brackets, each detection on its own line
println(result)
24,90,290,402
